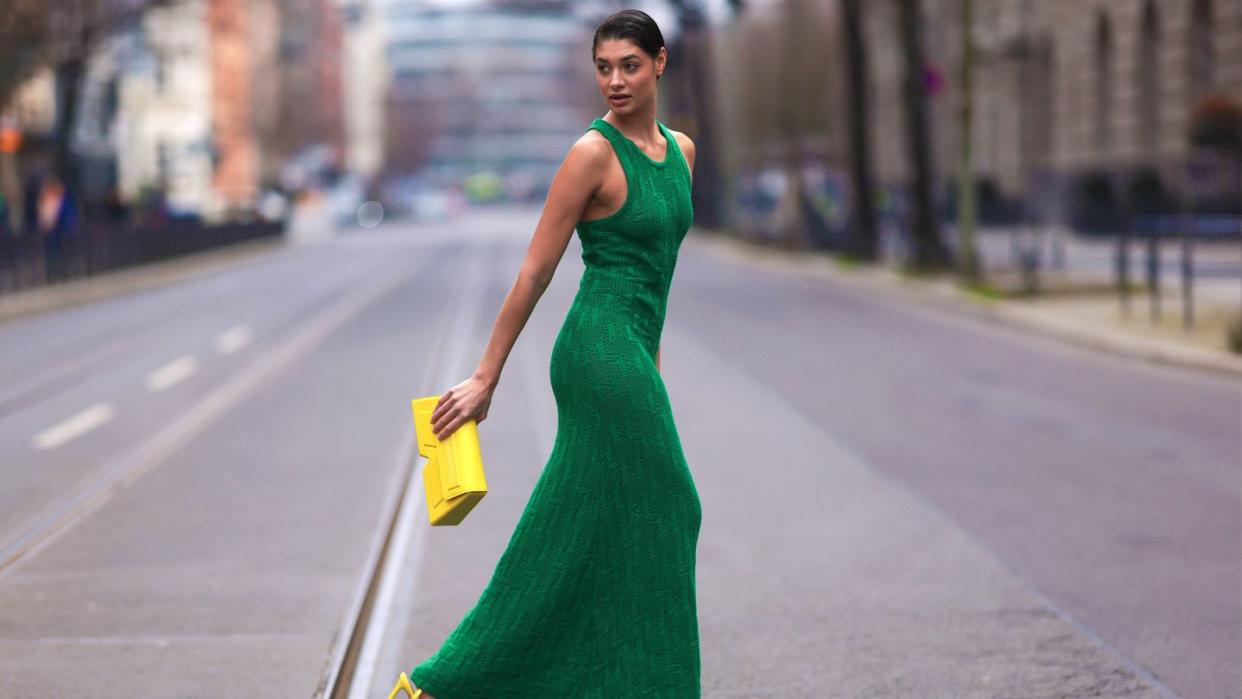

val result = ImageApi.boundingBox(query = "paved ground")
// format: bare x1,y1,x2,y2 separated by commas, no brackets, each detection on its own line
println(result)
696,228,1242,379
969,223,1242,354
0,207,1237,697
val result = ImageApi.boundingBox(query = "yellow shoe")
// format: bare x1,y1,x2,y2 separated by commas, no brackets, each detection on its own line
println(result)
388,671,424,698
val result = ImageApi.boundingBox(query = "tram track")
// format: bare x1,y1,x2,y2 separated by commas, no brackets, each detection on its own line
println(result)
0,234,487,697
320,240,487,699
317,425,423,699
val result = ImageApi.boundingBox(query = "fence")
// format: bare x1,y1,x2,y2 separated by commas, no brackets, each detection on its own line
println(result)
1118,214,1242,331
0,218,285,296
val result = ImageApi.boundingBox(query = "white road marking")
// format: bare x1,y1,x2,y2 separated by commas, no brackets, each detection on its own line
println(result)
1,259,421,576
215,325,251,355
145,356,198,393
33,404,114,450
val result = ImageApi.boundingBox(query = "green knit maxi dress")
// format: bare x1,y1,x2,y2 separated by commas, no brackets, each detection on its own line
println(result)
408,117,702,697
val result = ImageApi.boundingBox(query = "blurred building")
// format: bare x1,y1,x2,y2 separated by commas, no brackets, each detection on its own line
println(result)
4,70,57,143
340,0,388,177
1,0,350,222
0,38,134,217
716,0,1241,236
272,0,345,175
207,0,282,213
863,0,1242,223
380,0,597,192
107,0,286,217
0,68,56,229
114,0,215,215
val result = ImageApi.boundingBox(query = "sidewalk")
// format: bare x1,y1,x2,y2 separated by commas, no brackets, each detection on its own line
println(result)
687,229,1242,381
0,235,289,327
0,202,343,327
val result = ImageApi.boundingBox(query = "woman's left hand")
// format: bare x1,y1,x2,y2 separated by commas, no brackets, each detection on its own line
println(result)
430,374,494,441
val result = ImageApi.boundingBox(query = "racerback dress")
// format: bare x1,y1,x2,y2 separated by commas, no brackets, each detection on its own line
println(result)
409,117,702,697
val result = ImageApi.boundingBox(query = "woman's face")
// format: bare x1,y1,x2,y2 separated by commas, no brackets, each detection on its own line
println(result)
593,38,665,115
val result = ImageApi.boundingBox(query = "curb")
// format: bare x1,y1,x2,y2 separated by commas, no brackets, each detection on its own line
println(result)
0,235,292,327
687,230,1242,382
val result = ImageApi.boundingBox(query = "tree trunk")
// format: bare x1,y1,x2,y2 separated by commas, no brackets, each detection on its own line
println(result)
683,13,722,229
956,0,980,279
840,0,878,260
897,0,949,270
53,56,85,200
0,0,47,114
667,0,723,229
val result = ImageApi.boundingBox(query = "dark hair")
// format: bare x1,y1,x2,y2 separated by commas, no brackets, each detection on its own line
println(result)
592,9,665,64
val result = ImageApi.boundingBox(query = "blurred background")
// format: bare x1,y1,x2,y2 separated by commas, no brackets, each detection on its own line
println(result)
2,0,1240,344
0,1,1239,698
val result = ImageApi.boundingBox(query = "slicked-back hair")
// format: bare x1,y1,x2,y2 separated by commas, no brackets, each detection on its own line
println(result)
592,9,665,63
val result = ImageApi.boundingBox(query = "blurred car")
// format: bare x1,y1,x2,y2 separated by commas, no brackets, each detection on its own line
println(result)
734,160,850,249
800,161,850,250
503,168,542,203
258,189,290,224
329,173,366,227
734,165,784,242
379,175,461,222
463,171,504,204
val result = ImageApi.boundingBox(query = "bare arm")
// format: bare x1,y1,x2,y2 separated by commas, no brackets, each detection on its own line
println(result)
431,137,606,440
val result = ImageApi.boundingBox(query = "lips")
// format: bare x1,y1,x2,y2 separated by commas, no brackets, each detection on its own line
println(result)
610,94,630,102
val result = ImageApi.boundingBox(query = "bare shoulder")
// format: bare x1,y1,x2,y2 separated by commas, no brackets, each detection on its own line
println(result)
569,129,614,170
547,130,613,196
669,128,696,171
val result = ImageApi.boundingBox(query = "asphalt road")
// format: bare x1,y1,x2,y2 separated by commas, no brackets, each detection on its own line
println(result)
0,207,1237,698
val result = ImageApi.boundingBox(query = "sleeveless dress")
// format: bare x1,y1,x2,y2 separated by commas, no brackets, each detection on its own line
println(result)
408,117,702,697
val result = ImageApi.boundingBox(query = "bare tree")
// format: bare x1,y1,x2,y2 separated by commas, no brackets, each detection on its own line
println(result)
956,0,980,279
1,0,175,197
668,0,724,228
840,0,879,260
896,0,948,270
0,1,48,113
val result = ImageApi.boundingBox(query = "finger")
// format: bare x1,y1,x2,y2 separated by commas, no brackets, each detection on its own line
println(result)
437,409,462,438
433,408,455,436
432,397,453,422
447,414,467,438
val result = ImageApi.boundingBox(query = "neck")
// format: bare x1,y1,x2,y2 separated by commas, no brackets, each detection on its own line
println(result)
606,106,660,142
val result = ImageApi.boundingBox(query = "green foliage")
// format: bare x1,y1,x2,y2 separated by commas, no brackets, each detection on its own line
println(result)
957,278,1002,303
833,252,860,270
1227,314,1242,355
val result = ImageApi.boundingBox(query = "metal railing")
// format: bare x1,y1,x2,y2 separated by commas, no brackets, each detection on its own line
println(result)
1118,214,1242,331
0,217,285,296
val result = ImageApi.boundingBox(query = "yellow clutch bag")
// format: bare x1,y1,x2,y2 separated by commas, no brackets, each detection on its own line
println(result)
411,395,488,526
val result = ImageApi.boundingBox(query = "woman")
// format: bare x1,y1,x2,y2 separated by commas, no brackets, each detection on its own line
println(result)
403,9,701,697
